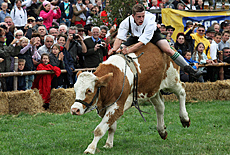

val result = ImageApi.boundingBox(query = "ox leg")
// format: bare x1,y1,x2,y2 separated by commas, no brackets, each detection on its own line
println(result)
103,121,117,148
84,104,121,154
173,83,190,128
149,92,168,140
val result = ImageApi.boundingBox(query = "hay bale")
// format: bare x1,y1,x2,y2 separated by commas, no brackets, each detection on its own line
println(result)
8,89,44,115
185,81,221,92
49,88,75,114
0,92,9,115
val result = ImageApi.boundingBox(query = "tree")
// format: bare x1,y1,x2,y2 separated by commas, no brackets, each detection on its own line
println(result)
93,0,142,28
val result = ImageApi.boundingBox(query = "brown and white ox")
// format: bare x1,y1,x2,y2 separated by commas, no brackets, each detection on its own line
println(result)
71,43,190,154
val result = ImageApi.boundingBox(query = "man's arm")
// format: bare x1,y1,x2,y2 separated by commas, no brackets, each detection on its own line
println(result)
108,38,123,55
123,41,144,54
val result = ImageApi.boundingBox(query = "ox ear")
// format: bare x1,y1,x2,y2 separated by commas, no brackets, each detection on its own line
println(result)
96,73,113,87
77,71,82,78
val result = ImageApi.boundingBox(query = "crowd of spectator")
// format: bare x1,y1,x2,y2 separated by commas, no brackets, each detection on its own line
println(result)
0,0,230,102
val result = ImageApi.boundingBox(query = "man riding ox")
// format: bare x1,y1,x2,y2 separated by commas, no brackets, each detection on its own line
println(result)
70,4,191,154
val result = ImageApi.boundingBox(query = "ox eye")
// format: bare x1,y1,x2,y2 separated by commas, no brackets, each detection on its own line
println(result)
87,89,92,94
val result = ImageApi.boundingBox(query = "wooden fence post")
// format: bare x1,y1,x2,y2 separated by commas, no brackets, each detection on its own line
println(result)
13,57,18,91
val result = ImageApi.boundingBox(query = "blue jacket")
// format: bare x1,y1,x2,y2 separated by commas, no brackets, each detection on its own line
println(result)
184,58,198,70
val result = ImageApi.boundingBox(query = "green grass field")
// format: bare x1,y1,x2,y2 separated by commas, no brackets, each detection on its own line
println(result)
0,100,229,155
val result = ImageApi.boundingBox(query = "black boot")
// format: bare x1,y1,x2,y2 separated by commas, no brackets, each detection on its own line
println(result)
184,65,203,79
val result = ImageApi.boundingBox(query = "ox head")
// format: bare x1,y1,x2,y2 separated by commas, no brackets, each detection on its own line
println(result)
71,71,113,115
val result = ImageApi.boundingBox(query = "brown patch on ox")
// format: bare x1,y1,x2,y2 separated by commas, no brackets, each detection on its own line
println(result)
94,128,103,137
134,43,168,97
93,64,131,127
77,71,82,77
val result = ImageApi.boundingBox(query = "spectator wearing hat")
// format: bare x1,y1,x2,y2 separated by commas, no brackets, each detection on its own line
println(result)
205,26,215,39
76,24,85,38
185,23,211,59
166,25,175,45
159,23,166,33
10,0,27,31
33,16,44,31
0,2,10,23
23,17,36,39
59,0,73,27
185,21,193,31
174,32,191,55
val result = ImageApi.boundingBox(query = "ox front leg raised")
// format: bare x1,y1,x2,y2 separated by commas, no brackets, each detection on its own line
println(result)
149,92,168,140
103,121,117,148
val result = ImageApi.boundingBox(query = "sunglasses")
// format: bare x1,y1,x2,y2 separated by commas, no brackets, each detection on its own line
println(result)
91,10,96,12
28,19,34,23
16,34,23,37
198,30,205,32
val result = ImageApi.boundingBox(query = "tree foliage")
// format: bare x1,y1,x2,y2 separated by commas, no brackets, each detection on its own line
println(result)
93,0,142,28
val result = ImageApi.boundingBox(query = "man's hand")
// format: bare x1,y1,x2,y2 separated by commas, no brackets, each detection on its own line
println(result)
0,58,4,63
121,48,129,55
94,44,101,51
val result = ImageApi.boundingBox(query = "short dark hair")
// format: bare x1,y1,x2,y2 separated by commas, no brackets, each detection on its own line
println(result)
198,25,205,29
41,53,49,60
57,33,67,41
182,50,191,57
223,47,230,52
222,30,230,36
214,32,221,37
132,4,145,15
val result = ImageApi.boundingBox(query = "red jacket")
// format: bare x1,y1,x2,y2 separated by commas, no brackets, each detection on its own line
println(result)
32,63,61,103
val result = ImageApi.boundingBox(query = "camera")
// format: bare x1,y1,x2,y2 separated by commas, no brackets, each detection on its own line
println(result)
98,44,103,47
0,25,7,30
54,6,58,9
79,3,82,6
72,34,80,40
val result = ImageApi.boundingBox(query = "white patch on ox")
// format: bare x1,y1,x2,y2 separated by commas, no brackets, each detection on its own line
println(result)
103,55,134,86
71,72,97,114
127,53,141,73
159,62,179,90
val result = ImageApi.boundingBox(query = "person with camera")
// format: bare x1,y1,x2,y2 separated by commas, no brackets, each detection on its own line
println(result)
83,26,107,68
37,1,61,31
65,26,86,69
0,22,14,46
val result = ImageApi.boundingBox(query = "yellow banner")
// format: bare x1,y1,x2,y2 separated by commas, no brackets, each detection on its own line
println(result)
161,8,230,41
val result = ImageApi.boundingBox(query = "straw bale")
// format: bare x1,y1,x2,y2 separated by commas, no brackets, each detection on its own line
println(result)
216,80,230,89
0,92,9,115
49,88,75,114
8,89,44,115
184,81,220,92
218,89,230,100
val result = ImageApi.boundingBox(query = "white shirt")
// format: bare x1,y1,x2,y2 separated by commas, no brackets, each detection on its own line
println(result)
210,40,219,60
10,7,27,27
185,4,196,10
117,12,157,45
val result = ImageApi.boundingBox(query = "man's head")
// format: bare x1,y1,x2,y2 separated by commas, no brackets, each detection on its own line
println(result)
197,25,205,36
15,0,22,8
185,21,193,30
92,27,100,40
38,25,46,37
152,0,157,6
159,23,166,32
213,32,222,44
197,0,203,6
49,27,59,39
223,47,230,57
68,26,77,35
99,25,108,38
59,25,67,34
44,35,54,49
36,17,44,25
222,30,230,43
166,25,175,36
223,22,230,31
4,16,13,27
132,4,145,26
1,2,8,11
206,26,215,39
84,24,92,36
177,3,184,10
76,24,84,37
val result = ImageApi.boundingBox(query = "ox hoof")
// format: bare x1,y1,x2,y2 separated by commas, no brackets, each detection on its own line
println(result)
84,149,95,154
103,143,113,148
181,118,191,128
158,131,168,140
